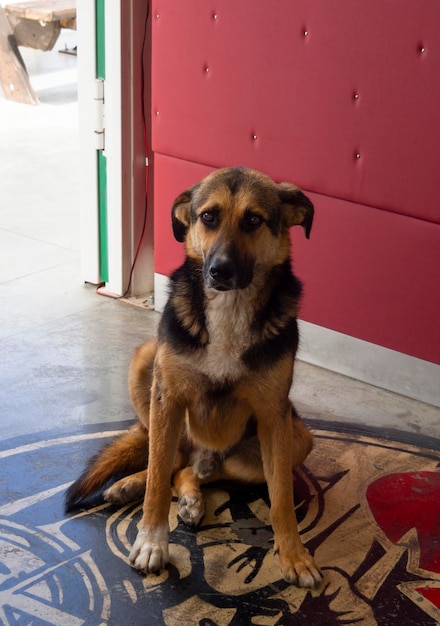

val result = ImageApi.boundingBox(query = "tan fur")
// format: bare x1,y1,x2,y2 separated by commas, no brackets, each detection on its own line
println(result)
65,167,321,589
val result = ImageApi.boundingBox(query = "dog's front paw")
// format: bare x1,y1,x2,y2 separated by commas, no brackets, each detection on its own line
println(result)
177,493,205,526
278,546,322,589
129,525,169,573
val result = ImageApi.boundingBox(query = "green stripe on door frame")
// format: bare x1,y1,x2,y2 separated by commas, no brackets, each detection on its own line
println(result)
96,0,108,282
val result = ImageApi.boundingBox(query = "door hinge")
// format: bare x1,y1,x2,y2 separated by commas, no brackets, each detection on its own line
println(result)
93,78,105,150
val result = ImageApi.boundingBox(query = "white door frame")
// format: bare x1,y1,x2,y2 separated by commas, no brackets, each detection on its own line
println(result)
78,0,153,296
77,0,100,285
102,0,123,295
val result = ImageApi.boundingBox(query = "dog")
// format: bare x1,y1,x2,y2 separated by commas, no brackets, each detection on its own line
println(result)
65,166,322,589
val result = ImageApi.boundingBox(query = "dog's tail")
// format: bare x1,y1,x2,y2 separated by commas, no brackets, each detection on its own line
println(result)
65,424,148,512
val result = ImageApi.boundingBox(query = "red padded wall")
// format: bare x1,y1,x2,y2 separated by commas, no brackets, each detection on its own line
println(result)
150,1,440,366
151,0,440,223
154,154,440,365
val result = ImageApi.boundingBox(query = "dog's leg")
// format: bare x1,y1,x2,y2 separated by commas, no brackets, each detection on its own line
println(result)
172,448,228,526
128,338,157,429
291,408,314,467
258,406,322,588
173,466,206,526
129,381,185,574
104,445,213,507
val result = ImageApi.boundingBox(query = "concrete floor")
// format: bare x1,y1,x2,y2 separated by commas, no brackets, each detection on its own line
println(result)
2,30,440,626
0,33,439,447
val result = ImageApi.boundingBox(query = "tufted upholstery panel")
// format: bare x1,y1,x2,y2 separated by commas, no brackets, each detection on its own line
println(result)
150,1,440,366
151,0,440,223
154,153,440,365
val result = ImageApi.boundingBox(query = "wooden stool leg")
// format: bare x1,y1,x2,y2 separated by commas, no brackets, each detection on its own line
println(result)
0,8,39,105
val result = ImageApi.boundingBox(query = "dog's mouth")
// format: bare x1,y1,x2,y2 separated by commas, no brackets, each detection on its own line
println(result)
204,267,253,292
211,284,231,292
204,275,238,291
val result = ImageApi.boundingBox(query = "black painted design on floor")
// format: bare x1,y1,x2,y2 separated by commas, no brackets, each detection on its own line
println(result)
1,423,439,625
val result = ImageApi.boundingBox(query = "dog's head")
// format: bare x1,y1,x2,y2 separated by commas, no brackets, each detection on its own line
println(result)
171,167,314,291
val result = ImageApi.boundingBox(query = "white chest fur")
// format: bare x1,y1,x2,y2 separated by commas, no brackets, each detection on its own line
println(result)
199,287,257,382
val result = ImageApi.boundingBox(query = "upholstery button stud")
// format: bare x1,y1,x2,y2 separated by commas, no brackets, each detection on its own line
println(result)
353,93,359,100
252,134,258,140
304,30,309,36
420,46,426,53
355,153,361,159
213,13,218,20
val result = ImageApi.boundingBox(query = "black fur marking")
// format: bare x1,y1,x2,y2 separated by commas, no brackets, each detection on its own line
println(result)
243,414,258,438
223,167,247,195
159,259,207,351
193,380,239,427
243,262,302,371
243,317,299,371
253,262,302,330
65,474,129,513
264,211,281,237
160,303,202,352
205,380,235,400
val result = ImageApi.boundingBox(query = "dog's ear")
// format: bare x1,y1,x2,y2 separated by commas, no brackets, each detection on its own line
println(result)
171,189,193,242
278,182,314,239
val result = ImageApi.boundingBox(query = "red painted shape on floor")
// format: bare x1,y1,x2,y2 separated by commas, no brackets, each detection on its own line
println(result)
366,472,440,581
416,586,440,610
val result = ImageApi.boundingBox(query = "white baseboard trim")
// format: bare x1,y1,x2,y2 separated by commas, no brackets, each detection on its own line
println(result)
154,273,440,407
154,272,170,313
297,320,439,408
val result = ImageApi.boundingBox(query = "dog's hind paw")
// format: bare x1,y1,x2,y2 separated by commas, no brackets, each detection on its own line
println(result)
129,525,169,574
177,493,205,526
192,449,222,480
103,473,146,504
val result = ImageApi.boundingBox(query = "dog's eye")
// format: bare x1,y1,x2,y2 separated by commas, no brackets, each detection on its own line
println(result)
248,215,262,226
242,213,264,231
201,211,216,225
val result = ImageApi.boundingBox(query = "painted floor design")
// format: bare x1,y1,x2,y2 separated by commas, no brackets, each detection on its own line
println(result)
1,422,439,625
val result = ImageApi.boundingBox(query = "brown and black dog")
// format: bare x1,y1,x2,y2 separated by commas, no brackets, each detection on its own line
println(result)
65,166,322,588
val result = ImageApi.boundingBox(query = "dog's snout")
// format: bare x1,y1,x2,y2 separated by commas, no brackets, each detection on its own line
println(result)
204,246,254,291
205,253,254,291
209,258,234,283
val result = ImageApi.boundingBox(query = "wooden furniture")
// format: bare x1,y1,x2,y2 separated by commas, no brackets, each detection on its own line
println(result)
0,0,76,104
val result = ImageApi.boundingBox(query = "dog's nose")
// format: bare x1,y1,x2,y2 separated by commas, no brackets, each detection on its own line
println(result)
209,258,234,283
